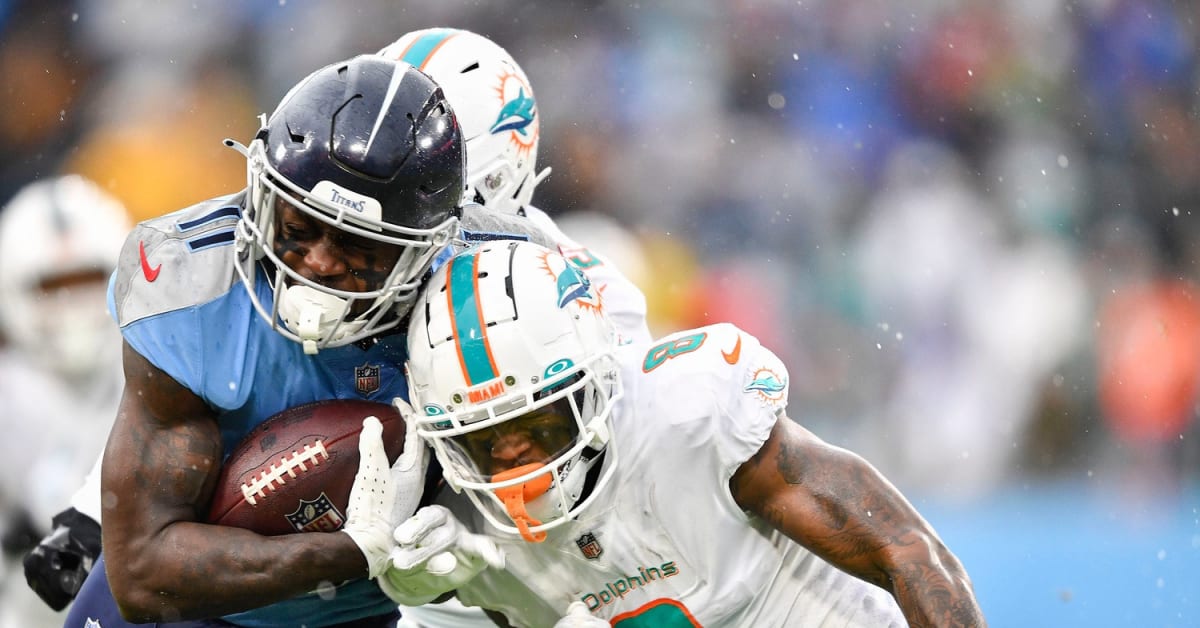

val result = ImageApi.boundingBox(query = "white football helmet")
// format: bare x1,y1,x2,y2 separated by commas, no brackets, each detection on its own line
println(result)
406,241,621,542
380,28,550,215
0,175,131,380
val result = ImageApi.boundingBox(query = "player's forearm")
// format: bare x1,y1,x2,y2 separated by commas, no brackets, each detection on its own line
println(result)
733,418,986,625
107,521,366,622
813,454,986,626
882,536,986,627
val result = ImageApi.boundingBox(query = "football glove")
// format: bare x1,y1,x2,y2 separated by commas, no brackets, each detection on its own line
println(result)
554,601,609,628
342,416,399,578
23,507,101,611
390,397,430,526
377,504,504,605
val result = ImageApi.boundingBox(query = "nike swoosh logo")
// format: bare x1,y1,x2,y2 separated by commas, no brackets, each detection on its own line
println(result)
138,240,161,282
722,334,742,365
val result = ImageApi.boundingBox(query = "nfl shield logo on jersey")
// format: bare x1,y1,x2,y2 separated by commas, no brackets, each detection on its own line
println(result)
286,493,346,533
355,363,381,395
576,532,603,559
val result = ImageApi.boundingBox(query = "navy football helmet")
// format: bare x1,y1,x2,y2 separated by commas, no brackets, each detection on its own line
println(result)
228,55,465,353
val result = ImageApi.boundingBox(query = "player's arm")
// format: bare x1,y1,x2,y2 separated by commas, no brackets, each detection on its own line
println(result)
729,415,986,627
102,342,370,621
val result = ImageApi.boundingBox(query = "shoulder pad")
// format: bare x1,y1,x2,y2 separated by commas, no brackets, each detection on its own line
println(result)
110,194,243,326
458,203,556,249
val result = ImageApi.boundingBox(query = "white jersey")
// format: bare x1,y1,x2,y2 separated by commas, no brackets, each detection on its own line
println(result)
449,324,904,627
0,350,119,527
0,348,121,628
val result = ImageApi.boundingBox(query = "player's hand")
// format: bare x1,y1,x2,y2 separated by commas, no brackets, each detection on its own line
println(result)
376,504,504,605
342,416,397,578
390,396,429,525
553,601,608,627
22,507,102,611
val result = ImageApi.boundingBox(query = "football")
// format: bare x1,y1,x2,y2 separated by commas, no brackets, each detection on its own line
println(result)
206,399,406,536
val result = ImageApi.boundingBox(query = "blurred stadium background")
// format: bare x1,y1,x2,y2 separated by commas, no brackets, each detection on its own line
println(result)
0,0,1197,625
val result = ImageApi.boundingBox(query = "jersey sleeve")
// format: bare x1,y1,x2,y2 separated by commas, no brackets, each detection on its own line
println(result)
523,206,653,346
106,197,247,405
638,323,790,478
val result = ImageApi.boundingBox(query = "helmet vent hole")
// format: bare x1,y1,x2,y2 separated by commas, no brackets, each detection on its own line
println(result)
285,123,305,144
460,62,480,74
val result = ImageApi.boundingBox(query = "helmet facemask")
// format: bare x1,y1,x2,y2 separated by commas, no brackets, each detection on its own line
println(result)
415,351,621,543
225,56,466,354
232,137,457,354
406,241,622,542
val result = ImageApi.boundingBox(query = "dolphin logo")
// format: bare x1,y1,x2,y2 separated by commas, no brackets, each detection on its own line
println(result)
490,87,536,136
556,263,592,308
746,373,786,396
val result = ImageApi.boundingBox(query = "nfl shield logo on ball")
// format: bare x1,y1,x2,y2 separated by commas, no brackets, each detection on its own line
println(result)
355,363,381,395
286,493,346,533
576,532,603,559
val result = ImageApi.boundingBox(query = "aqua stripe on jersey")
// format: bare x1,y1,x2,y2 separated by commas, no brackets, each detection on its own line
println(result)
400,29,459,69
448,253,496,386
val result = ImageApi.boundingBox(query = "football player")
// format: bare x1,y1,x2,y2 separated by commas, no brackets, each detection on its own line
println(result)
0,175,129,627
378,27,655,628
378,27,650,347
60,55,466,627
391,240,987,627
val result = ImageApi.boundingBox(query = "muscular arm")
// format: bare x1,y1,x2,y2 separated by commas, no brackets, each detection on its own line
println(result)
730,414,986,627
102,342,368,621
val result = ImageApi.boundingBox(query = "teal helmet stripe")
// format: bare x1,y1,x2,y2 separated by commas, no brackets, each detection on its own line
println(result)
448,253,498,386
400,29,461,70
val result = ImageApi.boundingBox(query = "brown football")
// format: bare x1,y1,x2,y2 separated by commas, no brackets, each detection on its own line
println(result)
206,399,406,536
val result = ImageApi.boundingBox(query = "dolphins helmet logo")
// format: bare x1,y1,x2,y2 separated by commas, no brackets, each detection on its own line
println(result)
490,69,538,157
537,250,603,314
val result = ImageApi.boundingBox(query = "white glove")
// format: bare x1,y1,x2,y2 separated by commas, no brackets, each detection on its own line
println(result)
390,396,430,525
376,504,505,605
554,601,608,628
342,416,396,578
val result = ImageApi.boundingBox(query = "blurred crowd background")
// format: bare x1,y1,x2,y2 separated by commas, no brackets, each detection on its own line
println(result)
0,0,1197,625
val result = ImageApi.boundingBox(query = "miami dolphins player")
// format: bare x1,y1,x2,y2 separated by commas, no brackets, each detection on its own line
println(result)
395,240,987,627
379,28,651,346
61,55,478,628
377,28,653,628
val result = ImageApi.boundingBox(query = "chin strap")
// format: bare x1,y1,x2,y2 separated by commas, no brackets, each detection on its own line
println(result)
296,305,322,355
491,463,552,543
278,284,367,354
